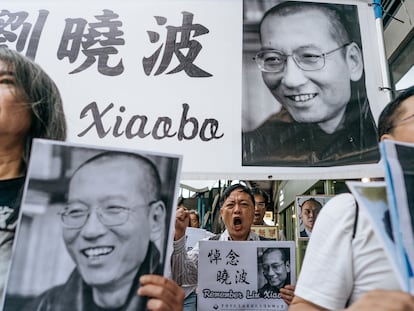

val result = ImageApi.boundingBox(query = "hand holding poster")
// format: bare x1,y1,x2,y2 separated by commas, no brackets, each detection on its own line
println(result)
198,240,295,311
1,139,182,311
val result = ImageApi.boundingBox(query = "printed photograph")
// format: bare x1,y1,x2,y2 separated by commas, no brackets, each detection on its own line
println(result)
380,140,414,291
346,181,406,289
394,143,414,239
295,195,332,240
242,0,379,167
198,240,295,310
257,247,291,299
2,139,181,311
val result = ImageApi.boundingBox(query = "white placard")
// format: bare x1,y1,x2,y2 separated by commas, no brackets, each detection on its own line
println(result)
198,240,295,311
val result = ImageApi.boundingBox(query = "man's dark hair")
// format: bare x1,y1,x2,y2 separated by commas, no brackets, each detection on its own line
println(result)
260,1,353,48
189,210,200,222
252,188,269,206
219,183,255,207
301,198,323,210
0,47,67,168
262,247,289,264
378,85,414,140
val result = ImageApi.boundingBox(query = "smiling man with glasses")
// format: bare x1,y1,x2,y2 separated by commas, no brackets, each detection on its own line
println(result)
242,1,379,167
26,151,176,311
258,248,290,299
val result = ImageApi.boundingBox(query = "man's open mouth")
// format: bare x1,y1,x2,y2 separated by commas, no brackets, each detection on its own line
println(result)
81,246,114,258
286,93,317,102
233,217,242,226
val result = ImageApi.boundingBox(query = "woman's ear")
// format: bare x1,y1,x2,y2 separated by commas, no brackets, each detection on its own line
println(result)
149,200,166,241
380,134,392,141
345,42,364,82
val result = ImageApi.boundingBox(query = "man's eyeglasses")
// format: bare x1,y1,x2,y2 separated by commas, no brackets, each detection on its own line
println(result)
254,43,350,73
263,262,286,273
58,202,154,229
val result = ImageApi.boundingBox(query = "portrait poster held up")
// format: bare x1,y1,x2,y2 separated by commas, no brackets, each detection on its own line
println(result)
381,140,414,293
1,139,182,311
295,195,333,240
345,140,414,295
346,181,408,292
198,240,295,311
242,0,385,169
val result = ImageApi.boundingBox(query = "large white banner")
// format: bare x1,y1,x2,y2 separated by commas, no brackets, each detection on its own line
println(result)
2,0,388,179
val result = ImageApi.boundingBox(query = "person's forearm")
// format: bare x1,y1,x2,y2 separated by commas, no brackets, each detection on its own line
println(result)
342,290,414,311
289,297,328,311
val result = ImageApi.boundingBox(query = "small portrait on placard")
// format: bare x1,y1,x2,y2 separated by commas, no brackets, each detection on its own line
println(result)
257,247,291,298
296,195,332,239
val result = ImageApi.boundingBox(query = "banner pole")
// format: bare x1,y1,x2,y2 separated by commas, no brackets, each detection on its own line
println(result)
373,0,392,101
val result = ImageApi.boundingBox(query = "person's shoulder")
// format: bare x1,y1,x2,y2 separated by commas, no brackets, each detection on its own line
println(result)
320,193,356,220
314,193,358,237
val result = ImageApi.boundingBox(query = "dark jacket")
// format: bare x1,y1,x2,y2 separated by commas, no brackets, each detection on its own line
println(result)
242,99,379,167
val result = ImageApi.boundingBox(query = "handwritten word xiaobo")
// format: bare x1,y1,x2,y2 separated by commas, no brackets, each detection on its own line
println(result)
78,102,224,141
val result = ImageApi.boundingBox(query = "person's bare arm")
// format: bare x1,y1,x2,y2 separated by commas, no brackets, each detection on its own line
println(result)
289,296,328,311
289,290,414,311
137,275,185,311
344,290,414,311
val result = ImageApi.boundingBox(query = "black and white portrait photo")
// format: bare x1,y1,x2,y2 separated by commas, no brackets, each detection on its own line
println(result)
346,180,405,290
2,139,181,311
295,195,332,240
242,0,380,167
381,140,414,282
394,143,414,237
257,247,291,298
